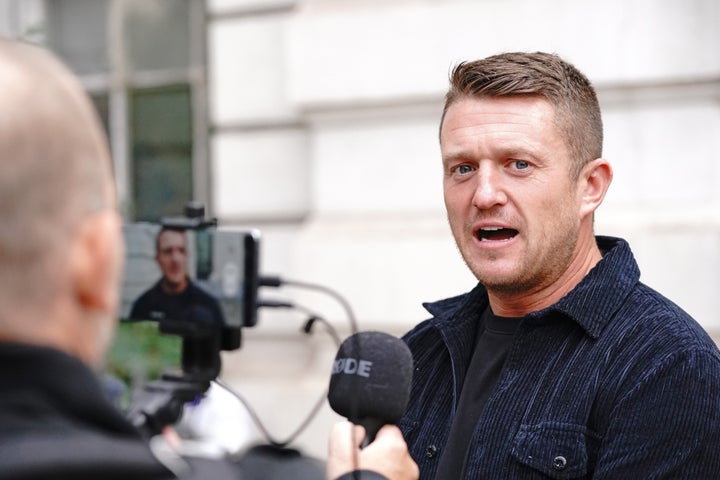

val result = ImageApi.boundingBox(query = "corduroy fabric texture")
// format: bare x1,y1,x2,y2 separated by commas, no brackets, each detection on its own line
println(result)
399,236,720,479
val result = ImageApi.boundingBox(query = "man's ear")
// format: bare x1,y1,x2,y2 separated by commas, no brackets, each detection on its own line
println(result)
578,158,613,220
70,210,122,313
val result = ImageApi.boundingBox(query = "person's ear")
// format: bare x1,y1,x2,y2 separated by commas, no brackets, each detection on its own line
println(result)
578,158,613,220
70,210,122,313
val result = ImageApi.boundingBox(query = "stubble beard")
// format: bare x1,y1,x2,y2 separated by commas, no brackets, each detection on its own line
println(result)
161,273,187,294
457,220,579,297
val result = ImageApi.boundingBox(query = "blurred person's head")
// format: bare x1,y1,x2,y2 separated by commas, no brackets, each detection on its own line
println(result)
155,228,189,294
0,38,123,369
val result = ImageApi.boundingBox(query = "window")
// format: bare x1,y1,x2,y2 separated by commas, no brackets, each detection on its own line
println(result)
131,85,193,221
43,0,208,221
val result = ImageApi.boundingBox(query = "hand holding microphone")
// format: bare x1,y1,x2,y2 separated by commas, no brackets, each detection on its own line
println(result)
326,331,418,480
328,331,413,445
327,421,419,480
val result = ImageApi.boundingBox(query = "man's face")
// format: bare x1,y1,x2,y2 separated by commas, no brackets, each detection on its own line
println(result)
441,95,584,296
156,230,188,289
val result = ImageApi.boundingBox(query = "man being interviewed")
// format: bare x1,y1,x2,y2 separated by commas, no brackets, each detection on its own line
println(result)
398,52,720,479
129,228,225,326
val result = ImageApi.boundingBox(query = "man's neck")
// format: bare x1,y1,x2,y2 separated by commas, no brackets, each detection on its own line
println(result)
488,234,603,317
160,277,188,295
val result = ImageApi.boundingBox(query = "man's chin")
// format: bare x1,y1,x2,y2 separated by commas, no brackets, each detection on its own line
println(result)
473,268,530,294
162,277,188,293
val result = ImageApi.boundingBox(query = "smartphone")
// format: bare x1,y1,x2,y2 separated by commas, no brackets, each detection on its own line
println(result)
106,222,259,407
118,222,261,330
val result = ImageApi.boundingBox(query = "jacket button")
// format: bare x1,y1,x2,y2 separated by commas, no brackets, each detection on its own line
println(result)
425,445,438,458
553,455,567,471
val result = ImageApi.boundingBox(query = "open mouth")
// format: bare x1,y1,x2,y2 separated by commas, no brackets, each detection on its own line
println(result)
476,226,518,242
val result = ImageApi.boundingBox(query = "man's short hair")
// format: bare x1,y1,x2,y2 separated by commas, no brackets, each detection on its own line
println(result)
440,52,603,179
155,227,186,255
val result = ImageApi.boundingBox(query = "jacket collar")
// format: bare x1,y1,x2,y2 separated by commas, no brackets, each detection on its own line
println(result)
423,236,640,340
0,342,139,436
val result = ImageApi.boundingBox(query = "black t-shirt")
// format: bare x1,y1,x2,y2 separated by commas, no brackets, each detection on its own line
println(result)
129,279,225,326
435,307,522,479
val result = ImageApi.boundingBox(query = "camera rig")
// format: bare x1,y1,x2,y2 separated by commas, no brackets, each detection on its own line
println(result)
126,202,248,437
123,203,354,446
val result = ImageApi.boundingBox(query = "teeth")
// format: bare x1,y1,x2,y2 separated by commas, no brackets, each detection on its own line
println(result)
477,226,515,242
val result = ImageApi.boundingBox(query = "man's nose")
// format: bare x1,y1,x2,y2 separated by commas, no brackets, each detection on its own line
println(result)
472,164,507,209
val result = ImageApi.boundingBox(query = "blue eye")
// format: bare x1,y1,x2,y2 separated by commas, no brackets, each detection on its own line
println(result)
514,160,530,170
457,164,474,175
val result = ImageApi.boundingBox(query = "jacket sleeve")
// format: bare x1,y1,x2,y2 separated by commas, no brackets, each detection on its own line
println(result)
593,348,720,478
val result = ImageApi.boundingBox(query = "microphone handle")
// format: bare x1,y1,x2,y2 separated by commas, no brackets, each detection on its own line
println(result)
357,417,387,449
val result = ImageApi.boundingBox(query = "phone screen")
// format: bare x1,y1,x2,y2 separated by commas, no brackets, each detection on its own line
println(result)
118,223,260,329
106,319,183,400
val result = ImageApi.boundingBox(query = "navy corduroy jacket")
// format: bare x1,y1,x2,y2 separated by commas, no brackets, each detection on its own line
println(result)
399,236,720,479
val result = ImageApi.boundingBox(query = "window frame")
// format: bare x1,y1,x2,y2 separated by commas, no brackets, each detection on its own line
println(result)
46,0,211,220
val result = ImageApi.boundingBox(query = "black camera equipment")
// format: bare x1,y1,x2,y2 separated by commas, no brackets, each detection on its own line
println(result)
126,202,254,437
122,203,359,465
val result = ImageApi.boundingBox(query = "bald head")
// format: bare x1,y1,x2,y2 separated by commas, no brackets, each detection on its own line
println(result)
0,38,120,366
0,39,112,238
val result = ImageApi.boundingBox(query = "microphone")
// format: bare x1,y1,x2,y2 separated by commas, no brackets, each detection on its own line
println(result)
328,331,413,447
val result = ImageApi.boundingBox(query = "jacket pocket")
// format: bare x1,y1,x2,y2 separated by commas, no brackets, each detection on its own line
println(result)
511,422,591,479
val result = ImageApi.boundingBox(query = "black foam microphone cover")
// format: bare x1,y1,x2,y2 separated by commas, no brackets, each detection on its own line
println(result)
328,331,413,446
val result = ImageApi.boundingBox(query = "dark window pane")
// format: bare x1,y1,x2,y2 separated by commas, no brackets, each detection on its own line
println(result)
45,0,109,75
131,85,193,221
90,93,110,140
90,93,113,175
124,0,191,72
